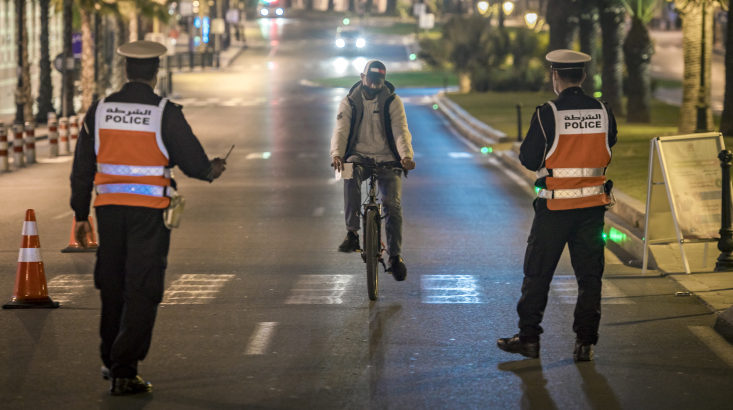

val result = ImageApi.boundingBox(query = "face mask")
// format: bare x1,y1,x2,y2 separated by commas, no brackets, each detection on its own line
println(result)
363,85,382,99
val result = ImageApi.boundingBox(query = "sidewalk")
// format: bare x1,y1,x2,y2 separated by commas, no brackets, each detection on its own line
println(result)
0,39,248,150
434,92,733,344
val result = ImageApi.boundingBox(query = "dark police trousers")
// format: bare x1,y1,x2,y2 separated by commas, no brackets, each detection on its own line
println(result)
517,198,605,344
94,205,170,379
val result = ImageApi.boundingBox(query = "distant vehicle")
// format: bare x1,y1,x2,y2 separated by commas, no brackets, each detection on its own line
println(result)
335,27,366,52
257,0,284,17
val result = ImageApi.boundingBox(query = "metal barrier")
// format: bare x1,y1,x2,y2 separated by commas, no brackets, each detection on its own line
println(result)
48,115,58,158
12,124,24,168
168,51,220,71
59,117,70,155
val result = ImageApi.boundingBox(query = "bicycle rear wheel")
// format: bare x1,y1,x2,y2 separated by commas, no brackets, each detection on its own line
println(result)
365,208,380,301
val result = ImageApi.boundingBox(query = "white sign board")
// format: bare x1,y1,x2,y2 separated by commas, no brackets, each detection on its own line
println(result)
642,132,726,274
419,13,434,30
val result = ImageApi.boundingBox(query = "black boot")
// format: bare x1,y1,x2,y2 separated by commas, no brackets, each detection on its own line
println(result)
497,334,540,358
338,231,360,252
573,341,594,362
110,375,153,395
387,255,407,281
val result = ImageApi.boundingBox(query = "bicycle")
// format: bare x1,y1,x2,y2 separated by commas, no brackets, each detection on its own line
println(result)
354,160,403,301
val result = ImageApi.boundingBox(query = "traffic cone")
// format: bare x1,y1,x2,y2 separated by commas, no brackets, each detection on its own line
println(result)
60,216,98,253
3,209,59,309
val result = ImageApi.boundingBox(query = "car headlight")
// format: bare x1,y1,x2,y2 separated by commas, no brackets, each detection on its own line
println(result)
356,38,366,48
260,8,268,16
335,38,345,48
275,8,283,15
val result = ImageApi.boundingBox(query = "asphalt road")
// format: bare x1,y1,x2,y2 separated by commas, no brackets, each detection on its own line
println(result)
0,16,732,409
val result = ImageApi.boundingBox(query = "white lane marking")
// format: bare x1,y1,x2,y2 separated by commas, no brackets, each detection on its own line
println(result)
551,275,633,305
312,207,325,217
487,156,533,189
53,210,74,220
448,152,473,159
161,274,235,305
421,275,486,304
285,274,355,304
688,326,733,368
245,152,271,160
47,274,94,304
245,322,278,355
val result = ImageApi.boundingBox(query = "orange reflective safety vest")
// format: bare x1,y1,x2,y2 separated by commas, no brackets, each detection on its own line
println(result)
93,98,172,209
537,101,611,211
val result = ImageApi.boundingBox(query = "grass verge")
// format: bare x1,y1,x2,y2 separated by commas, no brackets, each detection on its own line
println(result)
447,91,726,202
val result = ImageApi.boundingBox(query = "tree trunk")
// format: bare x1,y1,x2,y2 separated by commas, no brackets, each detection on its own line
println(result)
62,0,75,116
623,16,653,123
385,0,397,15
111,15,127,91
547,0,577,51
80,8,94,113
36,0,55,123
14,0,29,124
676,1,715,133
129,11,138,41
599,0,625,115
721,0,733,136
458,72,471,93
578,0,599,96
327,0,334,11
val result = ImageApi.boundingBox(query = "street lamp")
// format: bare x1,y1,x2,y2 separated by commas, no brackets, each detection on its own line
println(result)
502,1,514,16
524,11,538,28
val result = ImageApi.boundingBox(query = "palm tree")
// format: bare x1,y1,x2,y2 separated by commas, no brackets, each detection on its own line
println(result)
599,0,626,116
721,1,733,136
36,0,56,123
62,0,75,117
578,0,600,96
674,0,720,133
14,0,32,125
547,0,578,51
621,0,656,123
79,0,96,113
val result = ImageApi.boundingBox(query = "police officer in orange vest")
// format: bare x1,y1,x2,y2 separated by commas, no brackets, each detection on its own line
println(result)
497,50,617,362
70,41,226,395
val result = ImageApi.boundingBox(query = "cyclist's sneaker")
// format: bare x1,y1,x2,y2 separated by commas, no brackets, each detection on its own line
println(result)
388,255,407,281
338,231,360,252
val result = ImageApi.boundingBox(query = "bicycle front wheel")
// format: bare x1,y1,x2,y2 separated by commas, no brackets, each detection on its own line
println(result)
365,208,380,301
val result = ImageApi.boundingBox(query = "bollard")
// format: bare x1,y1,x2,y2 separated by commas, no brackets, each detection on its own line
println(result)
69,115,79,152
59,117,69,155
12,124,24,168
716,149,733,271
24,122,36,165
0,122,8,172
48,117,58,157
516,103,523,142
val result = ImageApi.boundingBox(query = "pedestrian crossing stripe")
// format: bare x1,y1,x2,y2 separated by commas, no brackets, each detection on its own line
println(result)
285,274,356,304
421,274,486,304
550,275,633,305
161,274,236,305
47,274,94,304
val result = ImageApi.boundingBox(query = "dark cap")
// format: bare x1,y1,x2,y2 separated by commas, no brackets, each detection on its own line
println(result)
545,49,591,70
362,60,386,84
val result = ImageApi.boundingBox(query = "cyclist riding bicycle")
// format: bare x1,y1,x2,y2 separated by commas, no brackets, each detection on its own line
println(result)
330,60,416,281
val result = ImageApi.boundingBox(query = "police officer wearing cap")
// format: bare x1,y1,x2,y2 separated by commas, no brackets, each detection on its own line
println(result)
330,60,416,280
70,40,227,395
497,49,617,362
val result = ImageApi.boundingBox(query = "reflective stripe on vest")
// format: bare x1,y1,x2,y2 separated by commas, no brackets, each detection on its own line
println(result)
93,97,171,209
542,101,611,211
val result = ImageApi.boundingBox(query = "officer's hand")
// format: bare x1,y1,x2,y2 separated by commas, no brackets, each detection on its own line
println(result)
74,220,92,248
331,156,344,172
210,157,227,180
401,157,416,171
